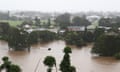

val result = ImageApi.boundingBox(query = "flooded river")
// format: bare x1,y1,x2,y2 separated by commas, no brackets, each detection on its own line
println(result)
0,40,120,72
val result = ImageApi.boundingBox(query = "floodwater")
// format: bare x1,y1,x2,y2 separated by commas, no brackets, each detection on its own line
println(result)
0,40,120,72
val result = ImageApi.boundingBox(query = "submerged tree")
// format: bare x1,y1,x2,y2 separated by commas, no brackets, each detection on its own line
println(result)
29,30,57,44
64,31,84,46
0,56,21,72
60,46,76,72
8,27,30,51
43,56,57,72
92,34,120,56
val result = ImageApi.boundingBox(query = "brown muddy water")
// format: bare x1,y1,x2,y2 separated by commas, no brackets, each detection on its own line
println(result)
0,40,120,72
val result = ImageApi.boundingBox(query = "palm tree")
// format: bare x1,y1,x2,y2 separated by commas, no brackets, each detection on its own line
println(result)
43,56,57,72
63,46,72,54
0,56,21,72
60,46,76,72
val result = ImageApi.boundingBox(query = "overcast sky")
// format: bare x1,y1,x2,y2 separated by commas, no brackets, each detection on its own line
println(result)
0,0,120,12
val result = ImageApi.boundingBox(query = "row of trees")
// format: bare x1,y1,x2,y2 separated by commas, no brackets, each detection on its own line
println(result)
99,17,120,28
43,46,76,72
8,29,57,51
16,16,52,29
0,22,109,50
29,30,57,44
55,13,91,29
0,22,57,51
63,31,84,46
60,27,105,47
92,33,120,56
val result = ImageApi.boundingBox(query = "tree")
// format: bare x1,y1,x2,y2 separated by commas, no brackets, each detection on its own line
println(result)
99,18,112,27
64,46,72,54
47,18,51,27
70,66,76,72
99,17,120,28
55,13,71,29
72,16,81,25
0,56,21,72
83,31,94,42
43,56,57,72
64,31,84,46
93,28,105,41
0,22,10,41
72,16,91,26
8,64,21,72
35,17,41,27
92,34,120,56
29,30,57,44
60,46,76,72
8,27,30,51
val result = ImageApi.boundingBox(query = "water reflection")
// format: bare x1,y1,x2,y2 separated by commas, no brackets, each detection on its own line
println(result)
0,40,120,72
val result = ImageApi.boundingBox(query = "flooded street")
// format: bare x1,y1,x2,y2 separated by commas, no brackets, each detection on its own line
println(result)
0,40,120,72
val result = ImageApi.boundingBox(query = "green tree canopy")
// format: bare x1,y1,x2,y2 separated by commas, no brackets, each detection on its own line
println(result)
0,22,10,41
93,28,105,41
64,31,84,46
8,27,30,50
34,16,41,26
92,34,120,56
43,56,56,67
60,47,76,72
0,56,21,72
43,56,56,72
64,46,72,54
55,13,71,29
72,16,91,26
29,30,57,44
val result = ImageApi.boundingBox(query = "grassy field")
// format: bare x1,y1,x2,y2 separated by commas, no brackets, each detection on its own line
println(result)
87,20,99,29
0,20,23,27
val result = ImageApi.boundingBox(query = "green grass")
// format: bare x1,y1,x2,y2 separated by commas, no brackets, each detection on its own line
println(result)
87,20,99,29
0,20,23,27
0,19,55,27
